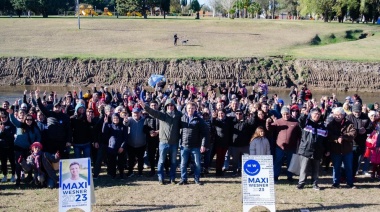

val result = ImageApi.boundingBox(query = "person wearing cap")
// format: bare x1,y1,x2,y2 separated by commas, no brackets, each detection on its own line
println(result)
35,89,72,159
124,107,146,177
346,103,371,178
267,106,301,182
327,107,357,188
296,108,328,190
290,104,300,119
138,98,182,185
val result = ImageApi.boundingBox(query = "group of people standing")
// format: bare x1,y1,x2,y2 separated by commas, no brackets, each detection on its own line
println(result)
0,80,379,190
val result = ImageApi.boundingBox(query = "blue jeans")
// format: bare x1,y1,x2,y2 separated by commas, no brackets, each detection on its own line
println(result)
331,152,354,186
274,146,295,179
223,147,233,170
157,143,178,181
73,143,91,158
180,146,201,182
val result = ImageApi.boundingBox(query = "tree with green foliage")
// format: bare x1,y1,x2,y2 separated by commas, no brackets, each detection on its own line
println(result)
10,0,68,18
247,2,261,18
170,0,180,14
190,0,201,18
0,0,14,14
161,0,170,18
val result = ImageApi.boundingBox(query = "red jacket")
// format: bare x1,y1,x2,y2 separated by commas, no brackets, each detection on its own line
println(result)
268,118,301,151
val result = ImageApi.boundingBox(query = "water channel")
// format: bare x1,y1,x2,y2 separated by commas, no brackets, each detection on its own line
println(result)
0,86,379,105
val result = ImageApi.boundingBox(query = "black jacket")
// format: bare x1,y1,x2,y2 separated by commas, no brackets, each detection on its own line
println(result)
231,116,255,147
143,115,160,144
37,98,71,144
346,113,371,148
180,113,209,148
212,117,233,148
297,114,328,160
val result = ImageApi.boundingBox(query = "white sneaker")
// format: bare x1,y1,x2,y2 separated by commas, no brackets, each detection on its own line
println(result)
1,176,7,183
364,172,371,177
10,175,16,182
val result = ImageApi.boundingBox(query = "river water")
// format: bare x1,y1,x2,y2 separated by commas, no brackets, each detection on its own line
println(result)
0,86,379,105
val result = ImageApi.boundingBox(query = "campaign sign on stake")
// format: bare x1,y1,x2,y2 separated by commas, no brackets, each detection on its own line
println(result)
59,158,93,212
242,155,275,212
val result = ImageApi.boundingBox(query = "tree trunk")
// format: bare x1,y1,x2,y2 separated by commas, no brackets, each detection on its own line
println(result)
42,11,48,18
195,11,199,19
164,11,166,19
323,11,328,22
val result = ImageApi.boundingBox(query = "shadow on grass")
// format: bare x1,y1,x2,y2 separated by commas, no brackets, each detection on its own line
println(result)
277,203,380,212
181,45,202,47
96,203,199,211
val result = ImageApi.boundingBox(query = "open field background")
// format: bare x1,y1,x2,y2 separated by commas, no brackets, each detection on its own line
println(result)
0,167,380,211
0,16,379,61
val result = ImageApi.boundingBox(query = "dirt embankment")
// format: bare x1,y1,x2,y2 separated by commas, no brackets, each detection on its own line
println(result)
0,57,379,91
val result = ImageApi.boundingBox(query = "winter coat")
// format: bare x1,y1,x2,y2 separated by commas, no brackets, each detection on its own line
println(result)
37,98,72,144
297,114,328,160
249,137,271,155
327,118,356,155
211,117,233,148
180,113,209,148
346,113,371,148
9,114,41,149
0,119,16,148
231,116,256,147
268,117,301,151
102,122,128,154
143,99,182,145
143,115,160,144
125,117,146,148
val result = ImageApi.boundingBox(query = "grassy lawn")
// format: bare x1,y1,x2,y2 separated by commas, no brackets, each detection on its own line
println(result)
0,166,379,211
0,16,379,61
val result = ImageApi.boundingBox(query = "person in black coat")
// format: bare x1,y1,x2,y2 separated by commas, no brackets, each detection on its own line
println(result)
297,108,328,190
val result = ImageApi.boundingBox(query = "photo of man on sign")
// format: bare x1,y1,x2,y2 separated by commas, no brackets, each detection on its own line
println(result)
63,161,87,185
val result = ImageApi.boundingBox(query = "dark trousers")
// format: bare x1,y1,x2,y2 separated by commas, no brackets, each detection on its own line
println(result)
0,147,15,176
352,145,364,177
127,145,146,174
14,146,30,181
215,146,228,172
147,141,159,172
107,151,127,177
93,143,107,177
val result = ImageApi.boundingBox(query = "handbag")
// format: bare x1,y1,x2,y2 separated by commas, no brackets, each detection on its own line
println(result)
288,153,301,176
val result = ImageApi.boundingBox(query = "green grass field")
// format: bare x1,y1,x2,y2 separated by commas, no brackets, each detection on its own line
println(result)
0,16,379,61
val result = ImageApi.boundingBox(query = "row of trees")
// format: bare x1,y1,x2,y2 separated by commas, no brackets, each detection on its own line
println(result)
0,0,203,19
0,0,379,23
209,0,379,23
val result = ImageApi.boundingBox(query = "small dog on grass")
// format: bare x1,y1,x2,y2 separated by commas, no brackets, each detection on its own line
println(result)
182,40,189,45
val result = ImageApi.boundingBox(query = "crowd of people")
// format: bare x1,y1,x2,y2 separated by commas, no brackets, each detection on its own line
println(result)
0,79,379,190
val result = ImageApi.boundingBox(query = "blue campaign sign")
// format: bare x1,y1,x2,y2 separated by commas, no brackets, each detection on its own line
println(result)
243,160,261,176
242,155,275,212
59,158,94,212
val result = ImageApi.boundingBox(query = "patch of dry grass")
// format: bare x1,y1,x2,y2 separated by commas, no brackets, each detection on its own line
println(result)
0,17,378,61
0,167,379,211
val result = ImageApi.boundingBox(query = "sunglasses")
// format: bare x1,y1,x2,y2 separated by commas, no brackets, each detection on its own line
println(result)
235,113,243,115
26,119,33,121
